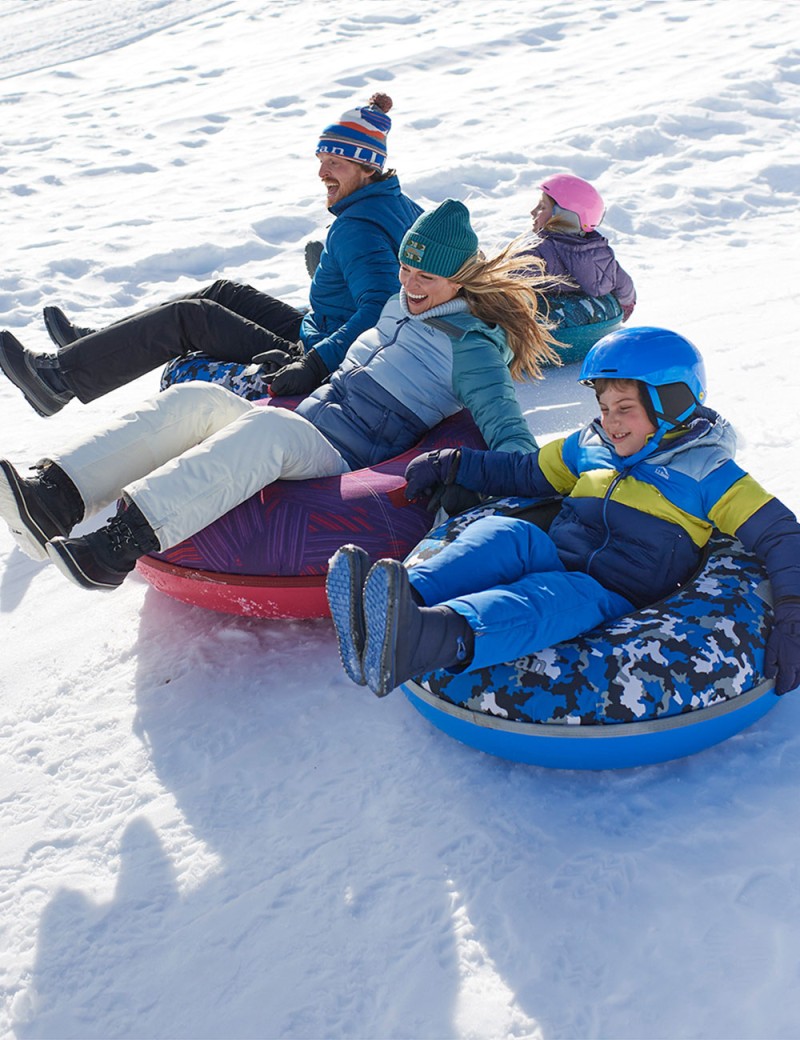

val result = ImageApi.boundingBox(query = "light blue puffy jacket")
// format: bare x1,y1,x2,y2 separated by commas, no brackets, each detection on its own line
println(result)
297,294,538,470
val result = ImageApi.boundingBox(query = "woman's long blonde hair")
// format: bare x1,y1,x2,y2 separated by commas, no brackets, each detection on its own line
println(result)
450,237,565,380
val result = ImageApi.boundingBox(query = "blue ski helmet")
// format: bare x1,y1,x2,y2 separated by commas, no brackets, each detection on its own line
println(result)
580,326,707,427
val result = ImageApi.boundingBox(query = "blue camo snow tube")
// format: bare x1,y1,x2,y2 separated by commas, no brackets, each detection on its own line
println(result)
399,499,782,770
546,292,623,365
160,353,272,399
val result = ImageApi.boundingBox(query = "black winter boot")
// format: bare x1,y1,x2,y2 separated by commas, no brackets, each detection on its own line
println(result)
326,544,372,685
46,501,160,590
0,459,85,561
43,306,97,348
361,559,474,698
0,330,75,417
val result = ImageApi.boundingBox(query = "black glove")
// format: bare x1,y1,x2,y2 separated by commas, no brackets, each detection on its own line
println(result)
269,349,329,396
252,342,304,375
765,599,800,695
434,483,483,516
404,449,462,502
305,240,324,279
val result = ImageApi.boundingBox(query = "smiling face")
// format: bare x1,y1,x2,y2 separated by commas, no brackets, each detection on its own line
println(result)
317,154,374,208
398,263,462,314
597,381,657,457
531,191,556,233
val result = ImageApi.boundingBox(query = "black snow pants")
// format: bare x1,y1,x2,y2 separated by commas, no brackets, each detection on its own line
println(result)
58,280,305,404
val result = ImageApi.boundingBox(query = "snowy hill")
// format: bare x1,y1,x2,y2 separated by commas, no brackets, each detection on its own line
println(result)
2,1,800,1037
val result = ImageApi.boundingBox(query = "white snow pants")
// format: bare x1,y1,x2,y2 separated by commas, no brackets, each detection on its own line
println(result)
47,382,350,549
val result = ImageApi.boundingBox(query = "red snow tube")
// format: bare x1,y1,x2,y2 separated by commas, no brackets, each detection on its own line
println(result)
136,408,487,618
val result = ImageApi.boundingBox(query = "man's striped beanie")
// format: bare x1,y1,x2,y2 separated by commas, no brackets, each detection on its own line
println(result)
316,93,393,172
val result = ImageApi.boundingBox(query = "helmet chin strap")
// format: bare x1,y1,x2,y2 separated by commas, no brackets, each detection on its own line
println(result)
617,423,670,469
618,415,699,471
617,384,683,468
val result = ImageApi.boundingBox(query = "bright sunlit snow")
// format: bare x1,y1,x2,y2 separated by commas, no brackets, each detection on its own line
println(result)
2,1,800,1037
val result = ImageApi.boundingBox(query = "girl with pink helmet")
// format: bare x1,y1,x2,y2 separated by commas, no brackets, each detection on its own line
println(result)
528,173,637,323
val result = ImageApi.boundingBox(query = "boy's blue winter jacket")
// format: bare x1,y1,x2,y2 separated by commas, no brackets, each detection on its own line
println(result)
298,294,537,471
455,409,800,609
300,175,422,372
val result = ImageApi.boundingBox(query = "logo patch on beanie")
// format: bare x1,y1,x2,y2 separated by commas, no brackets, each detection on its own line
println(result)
402,238,426,263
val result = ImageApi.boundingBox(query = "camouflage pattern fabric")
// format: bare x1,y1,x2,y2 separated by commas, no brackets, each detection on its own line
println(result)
161,353,270,400
547,291,622,328
407,499,773,725
544,292,623,365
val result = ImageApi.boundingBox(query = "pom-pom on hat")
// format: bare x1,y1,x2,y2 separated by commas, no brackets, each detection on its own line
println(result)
316,93,393,172
398,199,479,279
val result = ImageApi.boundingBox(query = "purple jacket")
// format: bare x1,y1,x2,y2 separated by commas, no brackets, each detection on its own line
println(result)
526,230,636,306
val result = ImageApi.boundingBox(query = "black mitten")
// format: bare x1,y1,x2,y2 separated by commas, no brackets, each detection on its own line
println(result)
269,349,329,396
252,340,304,375
765,598,800,695
404,449,462,503
436,484,483,516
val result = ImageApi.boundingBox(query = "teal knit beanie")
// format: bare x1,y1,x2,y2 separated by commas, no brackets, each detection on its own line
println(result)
398,199,479,278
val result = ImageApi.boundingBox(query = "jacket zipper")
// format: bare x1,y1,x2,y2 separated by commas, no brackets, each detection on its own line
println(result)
585,470,625,577
362,316,410,365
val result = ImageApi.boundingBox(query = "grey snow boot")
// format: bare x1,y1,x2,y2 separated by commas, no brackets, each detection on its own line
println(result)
361,558,474,698
46,501,160,590
0,330,75,417
43,306,97,348
0,459,85,561
326,544,372,685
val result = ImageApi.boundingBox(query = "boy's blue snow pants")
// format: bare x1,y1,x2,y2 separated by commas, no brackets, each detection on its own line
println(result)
408,516,633,671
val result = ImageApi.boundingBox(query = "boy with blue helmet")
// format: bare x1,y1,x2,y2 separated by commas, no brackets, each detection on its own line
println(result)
327,326,800,699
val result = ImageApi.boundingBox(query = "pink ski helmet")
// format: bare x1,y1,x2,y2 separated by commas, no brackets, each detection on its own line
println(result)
538,174,605,232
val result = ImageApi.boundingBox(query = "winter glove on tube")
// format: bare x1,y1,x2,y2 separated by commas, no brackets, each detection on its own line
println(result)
269,349,328,396
252,341,304,376
765,597,800,695
404,449,462,503
435,483,483,516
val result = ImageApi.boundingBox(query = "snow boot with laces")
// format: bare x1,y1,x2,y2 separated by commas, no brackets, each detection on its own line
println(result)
47,501,160,590
0,458,85,561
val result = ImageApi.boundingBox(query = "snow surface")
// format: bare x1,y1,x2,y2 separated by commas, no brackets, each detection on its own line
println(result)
2,1,800,1037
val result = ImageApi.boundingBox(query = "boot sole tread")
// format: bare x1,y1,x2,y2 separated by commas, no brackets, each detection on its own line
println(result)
326,548,368,686
362,561,399,698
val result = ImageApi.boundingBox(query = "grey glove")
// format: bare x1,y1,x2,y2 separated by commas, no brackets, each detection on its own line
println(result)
305,240,324,279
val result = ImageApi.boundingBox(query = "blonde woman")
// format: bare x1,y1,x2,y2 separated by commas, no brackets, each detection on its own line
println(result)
0,200,557,591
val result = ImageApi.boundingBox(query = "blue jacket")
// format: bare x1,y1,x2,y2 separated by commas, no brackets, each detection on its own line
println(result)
300,175,422,372
297,293,538,471
525,230,636,306
455,409,800,609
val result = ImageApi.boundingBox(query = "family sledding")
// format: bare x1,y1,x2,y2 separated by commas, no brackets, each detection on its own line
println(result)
1,92,798,714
